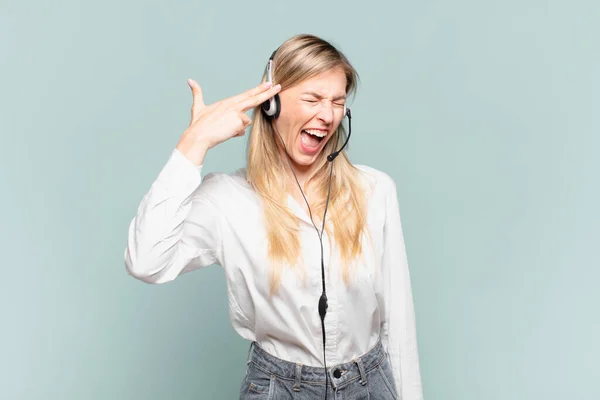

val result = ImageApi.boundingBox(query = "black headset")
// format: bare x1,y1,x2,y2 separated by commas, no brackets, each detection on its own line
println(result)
260,47,353,399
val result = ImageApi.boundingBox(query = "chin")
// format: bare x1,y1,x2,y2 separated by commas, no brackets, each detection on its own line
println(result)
293,151,322,166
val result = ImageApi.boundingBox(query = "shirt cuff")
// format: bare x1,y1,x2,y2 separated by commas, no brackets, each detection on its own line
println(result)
152,148,203,195
173,147,203,170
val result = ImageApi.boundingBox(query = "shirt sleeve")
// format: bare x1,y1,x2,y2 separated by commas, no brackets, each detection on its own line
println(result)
124,148,224,284
381,177,424,399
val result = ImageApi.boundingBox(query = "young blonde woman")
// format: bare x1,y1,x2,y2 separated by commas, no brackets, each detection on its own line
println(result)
125,34,423,400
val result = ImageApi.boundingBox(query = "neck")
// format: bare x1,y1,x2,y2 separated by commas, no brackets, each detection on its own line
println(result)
278,147,314,190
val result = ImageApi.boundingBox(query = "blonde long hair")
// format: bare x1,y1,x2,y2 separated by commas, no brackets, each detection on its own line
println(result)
246,34,371,295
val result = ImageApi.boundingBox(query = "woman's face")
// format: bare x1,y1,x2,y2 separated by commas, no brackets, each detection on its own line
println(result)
273,67,347,170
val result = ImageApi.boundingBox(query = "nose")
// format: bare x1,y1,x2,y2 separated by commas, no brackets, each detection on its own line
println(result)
317,102,334,124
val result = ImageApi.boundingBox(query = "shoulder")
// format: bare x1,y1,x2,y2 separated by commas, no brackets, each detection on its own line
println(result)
353,164,398,197
352,165,402,227
200,167,249,187
197,167,253,201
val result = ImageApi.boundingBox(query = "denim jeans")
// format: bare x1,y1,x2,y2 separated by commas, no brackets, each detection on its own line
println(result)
239,337,399,399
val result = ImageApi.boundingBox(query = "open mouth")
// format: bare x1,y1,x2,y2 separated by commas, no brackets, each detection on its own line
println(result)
300,129,327,149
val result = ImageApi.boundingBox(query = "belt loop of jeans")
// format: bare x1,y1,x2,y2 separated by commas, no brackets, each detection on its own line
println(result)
246,341,256,365
356,357,367,386
293,363,303,392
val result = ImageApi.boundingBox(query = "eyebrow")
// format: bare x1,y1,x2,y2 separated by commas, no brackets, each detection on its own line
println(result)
301,91,346,101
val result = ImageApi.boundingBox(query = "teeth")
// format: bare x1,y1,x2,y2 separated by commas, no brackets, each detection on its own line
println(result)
303,129,327,138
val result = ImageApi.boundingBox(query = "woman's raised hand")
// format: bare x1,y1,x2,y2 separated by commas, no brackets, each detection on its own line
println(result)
176,79,281,166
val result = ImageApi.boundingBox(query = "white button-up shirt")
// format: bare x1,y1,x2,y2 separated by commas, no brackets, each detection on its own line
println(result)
124,148,423,399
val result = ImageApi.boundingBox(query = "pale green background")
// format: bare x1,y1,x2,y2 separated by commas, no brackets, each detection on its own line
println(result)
1,0,598,399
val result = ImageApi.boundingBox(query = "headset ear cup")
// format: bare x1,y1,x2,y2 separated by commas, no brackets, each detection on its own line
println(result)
261,94,280,119
261,98,270,116
261,96,275,117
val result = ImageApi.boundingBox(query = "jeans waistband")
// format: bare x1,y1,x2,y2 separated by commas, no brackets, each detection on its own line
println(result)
246,338,388,389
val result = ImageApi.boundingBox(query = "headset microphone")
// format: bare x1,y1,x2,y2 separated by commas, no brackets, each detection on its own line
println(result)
326,108,352,162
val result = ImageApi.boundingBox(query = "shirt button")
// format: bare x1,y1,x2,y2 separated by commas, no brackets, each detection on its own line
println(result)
333,368,342,378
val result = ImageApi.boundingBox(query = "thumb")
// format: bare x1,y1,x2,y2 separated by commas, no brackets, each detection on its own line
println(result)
188,79,205,120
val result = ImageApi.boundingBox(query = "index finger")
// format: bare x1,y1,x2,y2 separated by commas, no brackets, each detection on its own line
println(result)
224,81,274,106
238,84,282,112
